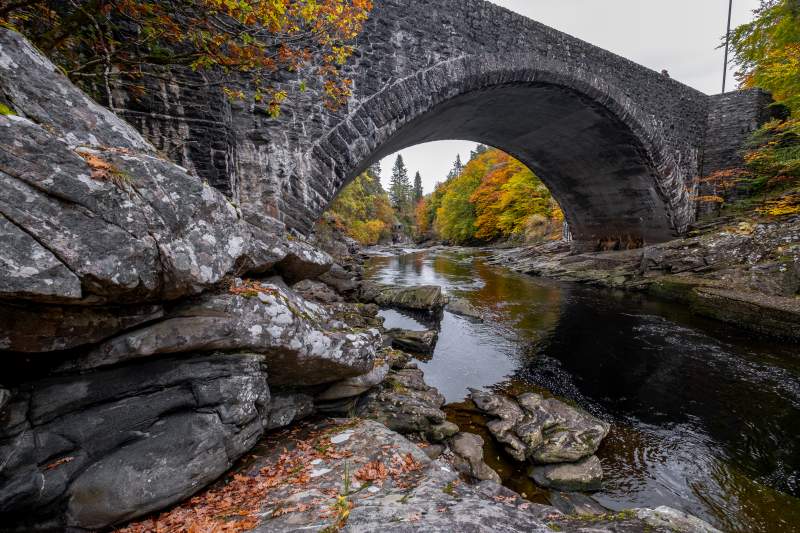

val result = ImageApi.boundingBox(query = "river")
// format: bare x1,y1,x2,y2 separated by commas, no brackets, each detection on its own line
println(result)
364,248,800,533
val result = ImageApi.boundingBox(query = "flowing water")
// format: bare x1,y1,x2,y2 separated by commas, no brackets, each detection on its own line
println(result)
364,248,800,533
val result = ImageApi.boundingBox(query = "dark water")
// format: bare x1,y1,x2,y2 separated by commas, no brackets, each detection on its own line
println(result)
365,248,800,533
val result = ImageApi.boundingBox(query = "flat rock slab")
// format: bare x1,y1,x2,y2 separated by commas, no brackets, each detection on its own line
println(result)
529,455,603,492
360,283,447,315
385,328,439,354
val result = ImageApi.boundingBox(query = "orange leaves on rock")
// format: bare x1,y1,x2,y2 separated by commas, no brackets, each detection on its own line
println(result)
228,279,278,298
76,151,128,185
355,460,388,483
43,456,74,471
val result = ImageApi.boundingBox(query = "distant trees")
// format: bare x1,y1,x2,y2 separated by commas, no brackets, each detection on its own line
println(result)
323,164,394,245
416,146,562,244
446,154,464,181
0,0,373,116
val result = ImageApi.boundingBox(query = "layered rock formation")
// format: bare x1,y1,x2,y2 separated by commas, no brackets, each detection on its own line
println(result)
0,28,384,530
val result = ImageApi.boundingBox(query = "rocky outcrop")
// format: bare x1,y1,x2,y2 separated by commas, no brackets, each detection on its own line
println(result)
447,296,484,320
488,217,800,340
0,354,271,529
117,418,720,533
469,389,609,491
62,283,380,385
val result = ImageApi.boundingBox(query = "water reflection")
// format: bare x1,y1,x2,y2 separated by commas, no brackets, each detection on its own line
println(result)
366,249,800,533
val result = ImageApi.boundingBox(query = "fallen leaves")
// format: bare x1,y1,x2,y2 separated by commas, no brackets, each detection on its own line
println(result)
43,456,74,471
354,461,388,483
76,151,128,185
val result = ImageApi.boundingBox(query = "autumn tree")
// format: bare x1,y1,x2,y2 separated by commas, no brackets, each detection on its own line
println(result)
413,171,423,203
323,165,394,245
0,0,373,116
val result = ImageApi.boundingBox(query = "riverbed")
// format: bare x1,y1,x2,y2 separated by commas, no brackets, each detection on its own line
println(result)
365,248,800,533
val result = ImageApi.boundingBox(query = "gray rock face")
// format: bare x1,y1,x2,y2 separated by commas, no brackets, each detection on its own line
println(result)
0,354,270,530
319,263,360,295
292,279,343,304
70,284,381,385
265,391,315,431
470,390,610,464
385,328,439,354
357,366,448,435
529,455,603,492
449,432,502,483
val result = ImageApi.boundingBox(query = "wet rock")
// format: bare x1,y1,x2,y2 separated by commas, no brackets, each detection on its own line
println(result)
0,354,270,530
427,420,459,443
69,284,381,385
529,455,603,491
356,367,448,435
447,297,483,320
0,302,163,353
316,363,390,401
635,506,722,533
385,328,439,354
291,279,342,304
360,282,447,315
469,389,609,464
547,491,610,517
449,432,502,483
266,391,315,430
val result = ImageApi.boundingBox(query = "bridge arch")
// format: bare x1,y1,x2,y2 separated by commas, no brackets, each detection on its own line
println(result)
305,54,693,247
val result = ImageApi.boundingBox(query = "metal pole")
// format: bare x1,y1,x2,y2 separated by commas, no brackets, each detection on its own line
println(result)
723,0,734,93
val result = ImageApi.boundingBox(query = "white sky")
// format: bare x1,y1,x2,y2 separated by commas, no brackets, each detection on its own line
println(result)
378,0,762,194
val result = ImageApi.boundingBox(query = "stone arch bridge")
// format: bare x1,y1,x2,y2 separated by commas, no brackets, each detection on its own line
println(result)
118,0,773,249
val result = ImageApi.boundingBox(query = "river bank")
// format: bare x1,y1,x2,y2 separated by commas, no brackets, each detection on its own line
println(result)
473,215,800,341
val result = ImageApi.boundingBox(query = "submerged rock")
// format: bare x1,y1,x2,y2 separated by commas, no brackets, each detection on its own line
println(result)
385,328,439,354
529,455,603,491
447,297,484,320
636,506,722,533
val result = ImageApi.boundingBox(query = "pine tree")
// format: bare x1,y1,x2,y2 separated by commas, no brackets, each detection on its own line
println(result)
389,154,411,209
413,171,423,203
446,154,464,181
471,144,489,159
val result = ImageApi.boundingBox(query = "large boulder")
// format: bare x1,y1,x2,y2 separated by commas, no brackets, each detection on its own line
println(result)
449,432,502,483
469,390,610,465
0,354,271,530
67,282,381,386
360,282,448,315
385,328,439,354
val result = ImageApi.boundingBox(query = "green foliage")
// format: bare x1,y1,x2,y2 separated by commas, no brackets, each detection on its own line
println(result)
730,0,800,114
325,166,395,245
413,171,423,203
0,103,14,115
389,155,411,210
424,147,562,244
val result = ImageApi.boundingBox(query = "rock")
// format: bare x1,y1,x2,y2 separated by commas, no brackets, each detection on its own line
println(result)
0,354,270,530
385,328,439,354
449,432,502,483
529,455,603,491
274,239,333,284
447,297,483,320
427,421,459,442
547,491,610,516
316,363,390,401
0,26,330,359
356,367,448,435
0,302,163,352
265,391,315,430
422,443,445,460
0,388,10,412
360,282,447,315
291,279,342,304
318,263,360,295
69,284,381,385
469,390,609,464
636,506,722,533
